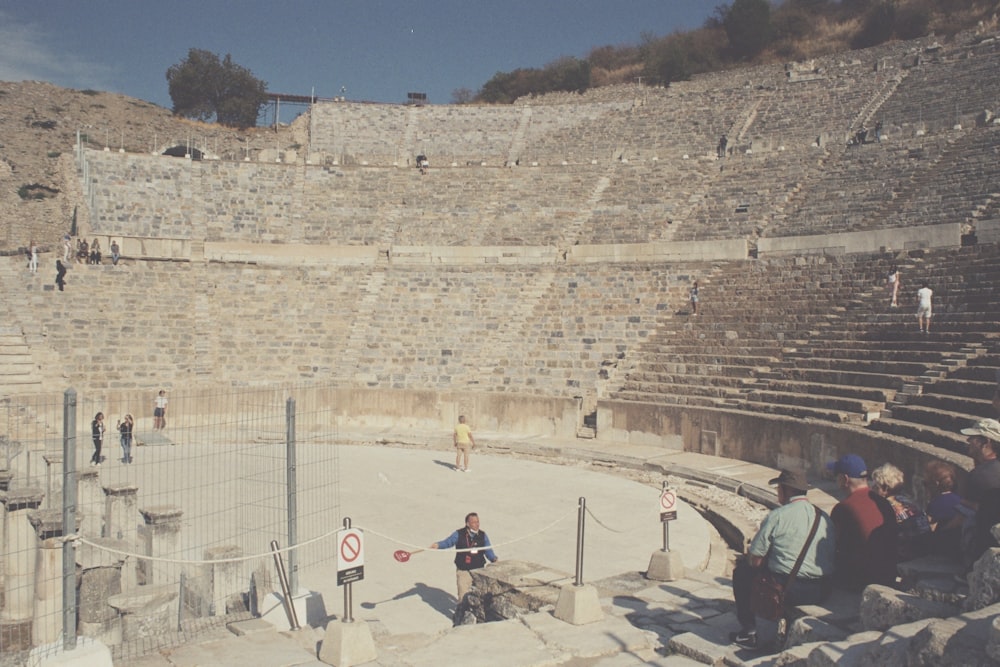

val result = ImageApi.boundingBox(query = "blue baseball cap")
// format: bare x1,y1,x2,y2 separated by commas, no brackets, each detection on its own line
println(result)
826,454,868,479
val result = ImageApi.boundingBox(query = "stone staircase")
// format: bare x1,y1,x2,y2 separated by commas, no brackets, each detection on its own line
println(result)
506,106,532,165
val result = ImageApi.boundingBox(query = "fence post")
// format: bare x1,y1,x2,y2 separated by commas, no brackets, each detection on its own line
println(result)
62,388,77,650
286,397,298,594
574,496,586,586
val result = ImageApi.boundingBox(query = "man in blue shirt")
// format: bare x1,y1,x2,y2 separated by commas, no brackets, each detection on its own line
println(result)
430,512,498,604
730,468,835,650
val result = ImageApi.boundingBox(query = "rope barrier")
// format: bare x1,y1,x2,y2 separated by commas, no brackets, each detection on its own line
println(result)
75,526,341,565
358,506,578,554
585,506,627,533
70,506,580,563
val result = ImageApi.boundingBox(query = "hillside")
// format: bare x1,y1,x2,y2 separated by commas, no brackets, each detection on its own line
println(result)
0,81,303,253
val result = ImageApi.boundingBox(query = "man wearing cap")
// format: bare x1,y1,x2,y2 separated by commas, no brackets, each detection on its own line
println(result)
828,454,897,590
959,418,1000,565
729,468,835,650
961,418,1000,509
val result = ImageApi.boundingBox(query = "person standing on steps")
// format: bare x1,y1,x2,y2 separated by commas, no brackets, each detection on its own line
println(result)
118,414,134,464
29,240,39,273
90,412,105,466
453,415,475,472
916,281,933,333
55,260,67,291
690,281,700,316
153,390,168,431
429,512,498,604
887,264,900,307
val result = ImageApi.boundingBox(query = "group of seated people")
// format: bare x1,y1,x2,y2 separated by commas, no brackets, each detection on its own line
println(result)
76,238,100,264
74,238,121,265
730,417,1000,650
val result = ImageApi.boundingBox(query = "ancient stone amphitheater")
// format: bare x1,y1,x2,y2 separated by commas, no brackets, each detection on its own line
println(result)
2,27,1000,666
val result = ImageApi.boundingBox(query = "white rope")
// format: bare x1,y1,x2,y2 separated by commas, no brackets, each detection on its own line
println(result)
70,506,578,563
75,525,341,565
359,506,577,554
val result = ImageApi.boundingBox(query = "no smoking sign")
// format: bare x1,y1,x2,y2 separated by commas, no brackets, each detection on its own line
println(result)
336,527,365,585
659,488,678,522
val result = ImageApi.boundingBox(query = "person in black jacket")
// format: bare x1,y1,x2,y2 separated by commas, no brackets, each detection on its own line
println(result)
90,412,105,466
55,260,67,291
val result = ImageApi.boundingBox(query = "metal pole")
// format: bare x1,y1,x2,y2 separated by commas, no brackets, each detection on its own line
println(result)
662,480,670,553
270,540,300,630
342,517,354,623
286,397,298,594
574,497,586,586
62,388,78,650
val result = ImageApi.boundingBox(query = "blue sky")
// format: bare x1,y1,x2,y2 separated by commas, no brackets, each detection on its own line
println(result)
0,1,713,111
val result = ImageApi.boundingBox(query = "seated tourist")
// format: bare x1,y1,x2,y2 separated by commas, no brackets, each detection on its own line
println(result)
77,239,89,264
827,454,898,590
870,463,932,562
959,419,1000,568
922,460,964,560
90,238,102,265
729,468,835,650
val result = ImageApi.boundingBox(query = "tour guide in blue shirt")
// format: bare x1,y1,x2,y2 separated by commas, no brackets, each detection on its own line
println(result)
730,468,835,650
430,512,498,604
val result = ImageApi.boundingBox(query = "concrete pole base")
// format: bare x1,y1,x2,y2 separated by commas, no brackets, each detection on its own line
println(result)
646,549,685,582
319,620,377,667
553,583,604,625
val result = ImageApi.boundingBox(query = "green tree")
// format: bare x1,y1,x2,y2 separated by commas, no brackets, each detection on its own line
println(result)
166,49,268,128
723,0,773,60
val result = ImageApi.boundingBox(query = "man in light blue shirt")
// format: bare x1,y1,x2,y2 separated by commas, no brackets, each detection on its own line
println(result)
730,468,835,650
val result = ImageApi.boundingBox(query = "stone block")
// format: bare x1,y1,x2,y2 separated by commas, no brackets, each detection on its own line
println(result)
860,584,957,631
785,615,848,649
858,619,936,667
554,583,604,625
905,602,1000,666
964,547,1000,611
804,630,881,666
987,615,1000,663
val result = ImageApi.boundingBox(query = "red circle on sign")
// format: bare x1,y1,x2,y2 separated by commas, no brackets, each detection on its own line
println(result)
660,491,676,510
340,533,361,563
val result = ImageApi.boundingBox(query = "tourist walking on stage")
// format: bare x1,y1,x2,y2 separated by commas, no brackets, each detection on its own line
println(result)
453,414,475,472
916,281,933,333
118,414,134,464
429,512,498,604
887,264,900,307
90,412,105,466
690,281,700,316
153,390,168,430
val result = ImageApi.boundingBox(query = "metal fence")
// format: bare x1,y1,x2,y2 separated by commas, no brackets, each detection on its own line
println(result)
0,384,340,665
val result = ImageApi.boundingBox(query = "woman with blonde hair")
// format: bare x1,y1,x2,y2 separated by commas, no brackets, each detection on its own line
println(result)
871,462,932,561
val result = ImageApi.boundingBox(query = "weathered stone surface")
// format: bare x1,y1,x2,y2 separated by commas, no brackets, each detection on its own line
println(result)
804,630,881,666
986,615,1000,663
785,615,848,649
857,619,935,667
905,603,1000,666
964,547,1000,611
859,584,957,631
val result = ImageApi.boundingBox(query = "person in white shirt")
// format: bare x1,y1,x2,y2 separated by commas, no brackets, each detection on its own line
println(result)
916,281,933,334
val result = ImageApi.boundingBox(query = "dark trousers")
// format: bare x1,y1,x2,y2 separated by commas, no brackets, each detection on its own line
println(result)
91,438,102,464
733,558,832,631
